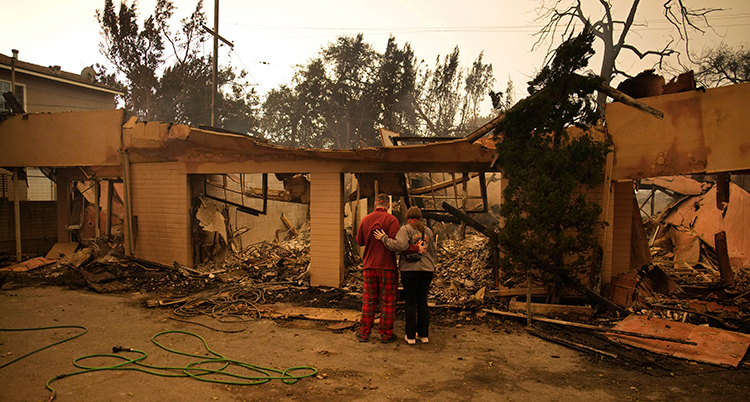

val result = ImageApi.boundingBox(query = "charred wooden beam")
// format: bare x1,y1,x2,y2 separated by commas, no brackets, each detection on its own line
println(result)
410,173,479,195
441,201,501,284
440,202,493,238
716,172,730,209
526,326,618,359
245,187,293,202
203,193,262,216
421,212,461,224
715,231,735,288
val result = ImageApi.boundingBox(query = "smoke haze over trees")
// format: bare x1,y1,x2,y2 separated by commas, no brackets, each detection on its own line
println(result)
260,34,498,148
94,1,498,149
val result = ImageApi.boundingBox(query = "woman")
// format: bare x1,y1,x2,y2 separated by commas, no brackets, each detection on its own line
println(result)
373,206,436,345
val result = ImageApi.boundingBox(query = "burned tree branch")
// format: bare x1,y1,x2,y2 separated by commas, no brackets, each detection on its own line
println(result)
593,78,664,119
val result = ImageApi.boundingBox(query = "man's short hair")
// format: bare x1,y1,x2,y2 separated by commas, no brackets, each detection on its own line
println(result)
375,193,389,206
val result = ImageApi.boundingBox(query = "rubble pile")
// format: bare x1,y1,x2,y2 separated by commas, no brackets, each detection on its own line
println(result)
606,176,750,333
212,239,310,284
430,234,494,305
637,177,750,292
0,227,500,311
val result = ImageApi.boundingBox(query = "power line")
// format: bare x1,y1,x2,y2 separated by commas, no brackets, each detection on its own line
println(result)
227,49,265,95
222,12,750,34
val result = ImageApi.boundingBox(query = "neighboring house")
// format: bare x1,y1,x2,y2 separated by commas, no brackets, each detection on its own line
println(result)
0,52,121,114
0,51,123,257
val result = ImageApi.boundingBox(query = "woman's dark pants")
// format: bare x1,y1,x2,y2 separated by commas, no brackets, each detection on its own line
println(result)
400,271,433,339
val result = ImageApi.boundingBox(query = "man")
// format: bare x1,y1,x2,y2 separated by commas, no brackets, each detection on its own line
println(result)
355,193,400,343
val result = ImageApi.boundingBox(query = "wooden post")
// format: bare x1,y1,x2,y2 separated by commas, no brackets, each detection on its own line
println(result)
13,168,22,262
352,174,360,241
106,180,114,236
715,231,735,287
94,179,101,238
201,0,233,126
526,272,532,328
122,150,134,256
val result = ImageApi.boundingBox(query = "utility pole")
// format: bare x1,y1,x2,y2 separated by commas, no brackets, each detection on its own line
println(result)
202,0,234,127
211,0,218,127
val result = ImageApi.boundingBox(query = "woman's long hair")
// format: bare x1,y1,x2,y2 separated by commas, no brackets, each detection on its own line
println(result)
406,206,425,232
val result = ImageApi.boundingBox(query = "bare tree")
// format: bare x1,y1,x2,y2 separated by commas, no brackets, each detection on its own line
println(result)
694,42,750,87
532,0,720,107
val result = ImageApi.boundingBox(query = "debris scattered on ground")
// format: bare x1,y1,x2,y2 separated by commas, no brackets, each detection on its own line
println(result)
2,187,749,370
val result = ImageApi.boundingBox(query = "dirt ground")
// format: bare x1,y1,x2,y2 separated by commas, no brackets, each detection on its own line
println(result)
2,284,749,402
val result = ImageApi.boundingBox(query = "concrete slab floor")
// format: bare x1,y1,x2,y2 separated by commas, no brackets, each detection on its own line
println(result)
1,286,749,402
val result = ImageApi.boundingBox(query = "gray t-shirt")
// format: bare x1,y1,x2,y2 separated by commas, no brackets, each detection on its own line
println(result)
380,223,436,272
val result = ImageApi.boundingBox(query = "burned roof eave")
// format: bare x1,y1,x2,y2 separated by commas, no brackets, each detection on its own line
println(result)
123,124,499,174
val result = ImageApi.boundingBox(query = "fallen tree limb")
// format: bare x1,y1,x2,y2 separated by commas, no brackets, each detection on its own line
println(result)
483,308,697,345
465,113,506,143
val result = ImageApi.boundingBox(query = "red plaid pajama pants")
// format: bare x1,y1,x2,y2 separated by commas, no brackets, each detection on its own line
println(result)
358,268,398,339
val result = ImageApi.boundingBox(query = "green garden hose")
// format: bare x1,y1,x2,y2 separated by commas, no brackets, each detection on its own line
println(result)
16,329,317,401
0,325,88,369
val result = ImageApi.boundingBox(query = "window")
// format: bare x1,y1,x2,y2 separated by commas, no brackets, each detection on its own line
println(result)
0,80,26,112
27,168,56,201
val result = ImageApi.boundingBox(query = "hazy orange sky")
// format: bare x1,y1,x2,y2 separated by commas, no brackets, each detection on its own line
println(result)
4,0,749,114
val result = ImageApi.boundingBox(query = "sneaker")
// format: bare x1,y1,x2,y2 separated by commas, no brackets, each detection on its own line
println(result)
355,332,369,342
380,334,398,344
416,335,429,344
404,335,416,345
